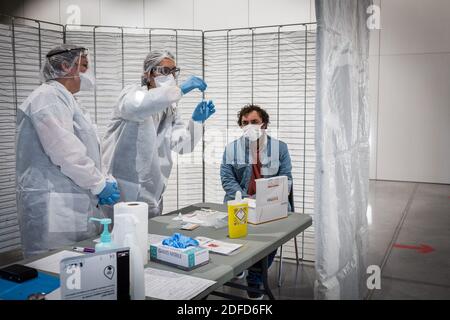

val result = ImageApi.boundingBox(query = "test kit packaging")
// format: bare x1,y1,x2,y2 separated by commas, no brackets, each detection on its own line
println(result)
60,248,130,300
149,242,209,271
246,176,289,224
246,200,288,224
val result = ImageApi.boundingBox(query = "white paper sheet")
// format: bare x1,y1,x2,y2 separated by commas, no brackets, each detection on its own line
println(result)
176,210,227,227
98,234,166,246
144,268,216,300
26,250,84,274
195,237,243,255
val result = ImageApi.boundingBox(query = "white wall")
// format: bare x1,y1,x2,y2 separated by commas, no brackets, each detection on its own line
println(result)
0,0,315,29
369,0,450,184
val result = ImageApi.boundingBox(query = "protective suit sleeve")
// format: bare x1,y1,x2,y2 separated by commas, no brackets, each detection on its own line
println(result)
169,112,203,154
30,104,106,195
118,85,183,122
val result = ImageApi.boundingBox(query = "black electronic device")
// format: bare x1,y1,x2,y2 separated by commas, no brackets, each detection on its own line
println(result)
0,264,38,283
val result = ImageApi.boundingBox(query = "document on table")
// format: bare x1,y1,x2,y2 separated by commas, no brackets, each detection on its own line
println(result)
98,234,167,246
144,268,216,300
26,250,84,274
195,236,243,255
175,210,228,227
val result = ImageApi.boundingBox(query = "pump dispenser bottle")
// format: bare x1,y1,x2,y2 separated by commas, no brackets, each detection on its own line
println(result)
89,218,117,252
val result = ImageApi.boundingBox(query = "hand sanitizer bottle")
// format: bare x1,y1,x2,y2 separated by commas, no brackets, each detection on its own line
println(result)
89,218,116,252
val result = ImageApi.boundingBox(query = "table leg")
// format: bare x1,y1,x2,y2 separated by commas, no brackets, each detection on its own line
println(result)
261,256,275,300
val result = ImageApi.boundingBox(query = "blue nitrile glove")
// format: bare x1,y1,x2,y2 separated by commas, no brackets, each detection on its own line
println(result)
97,181,120,205
162,233,199,249
179,76,207,95
192,100,216,123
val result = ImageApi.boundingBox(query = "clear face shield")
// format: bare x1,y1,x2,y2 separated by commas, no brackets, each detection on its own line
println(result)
78,52,96,91
42,47,95,91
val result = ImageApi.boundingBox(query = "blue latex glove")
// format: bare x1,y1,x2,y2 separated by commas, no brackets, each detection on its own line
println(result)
162,233,199,249
179,76,207,95
97,181,120,205
192,100,216,123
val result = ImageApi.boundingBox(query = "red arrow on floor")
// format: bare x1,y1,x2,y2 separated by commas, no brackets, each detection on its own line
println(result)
393,244,434,254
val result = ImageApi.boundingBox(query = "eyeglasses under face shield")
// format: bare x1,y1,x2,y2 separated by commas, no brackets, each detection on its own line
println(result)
152,66,180,78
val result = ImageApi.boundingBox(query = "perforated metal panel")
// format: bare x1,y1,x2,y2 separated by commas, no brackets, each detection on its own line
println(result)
0,17,64,254
204,25,316,261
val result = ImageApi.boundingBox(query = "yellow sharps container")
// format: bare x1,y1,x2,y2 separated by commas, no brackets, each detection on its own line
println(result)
227,191,248,238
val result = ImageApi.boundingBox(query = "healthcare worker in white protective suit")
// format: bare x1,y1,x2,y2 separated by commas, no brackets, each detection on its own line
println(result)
102,50,215,217
16,44,121,257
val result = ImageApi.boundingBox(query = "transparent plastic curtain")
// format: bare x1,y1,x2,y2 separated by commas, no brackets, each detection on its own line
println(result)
314,0,371,299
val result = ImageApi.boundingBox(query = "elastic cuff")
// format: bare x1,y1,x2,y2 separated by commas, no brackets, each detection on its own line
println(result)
91,177,106,195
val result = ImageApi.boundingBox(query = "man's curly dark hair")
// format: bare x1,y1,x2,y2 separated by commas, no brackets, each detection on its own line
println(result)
237,104,270,127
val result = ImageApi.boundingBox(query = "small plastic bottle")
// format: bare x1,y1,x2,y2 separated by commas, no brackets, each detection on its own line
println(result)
89,218,117,252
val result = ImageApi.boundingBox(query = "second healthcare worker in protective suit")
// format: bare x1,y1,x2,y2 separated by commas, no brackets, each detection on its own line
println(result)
16,44,121,257
102,50,215,217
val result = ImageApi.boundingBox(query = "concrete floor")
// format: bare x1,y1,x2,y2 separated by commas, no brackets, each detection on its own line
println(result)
368,181,450,299
216,180,450,300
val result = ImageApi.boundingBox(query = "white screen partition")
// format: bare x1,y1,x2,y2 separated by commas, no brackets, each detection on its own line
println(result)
0,17,64,254
0,16,316,262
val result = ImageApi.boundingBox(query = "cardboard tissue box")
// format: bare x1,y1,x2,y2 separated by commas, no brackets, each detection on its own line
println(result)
149,242,209,271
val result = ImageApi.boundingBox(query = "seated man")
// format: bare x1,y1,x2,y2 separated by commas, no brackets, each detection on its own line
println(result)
220,104,293,299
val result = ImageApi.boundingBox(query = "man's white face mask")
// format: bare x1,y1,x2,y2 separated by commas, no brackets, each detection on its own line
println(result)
242,124,264,142
79,68,95,91
154,74,176,88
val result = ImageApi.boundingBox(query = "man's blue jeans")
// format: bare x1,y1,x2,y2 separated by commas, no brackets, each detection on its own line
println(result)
246,250,277,286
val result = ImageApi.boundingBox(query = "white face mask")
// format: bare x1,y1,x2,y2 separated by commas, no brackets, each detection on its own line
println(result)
154,74,176,88
242,124,264,142
79,69,95,91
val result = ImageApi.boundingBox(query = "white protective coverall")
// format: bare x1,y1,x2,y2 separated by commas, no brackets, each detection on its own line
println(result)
102,84,202,217
16,81,106,256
